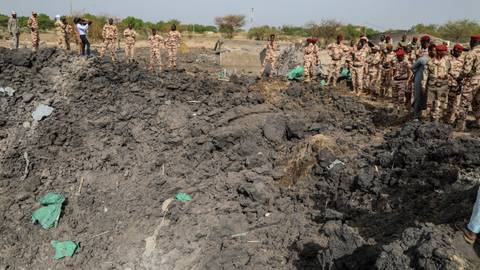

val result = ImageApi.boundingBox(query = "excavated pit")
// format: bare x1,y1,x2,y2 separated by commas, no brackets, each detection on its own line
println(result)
1,48,480,269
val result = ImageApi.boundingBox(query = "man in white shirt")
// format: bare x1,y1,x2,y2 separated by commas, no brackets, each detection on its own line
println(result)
75,18,91,56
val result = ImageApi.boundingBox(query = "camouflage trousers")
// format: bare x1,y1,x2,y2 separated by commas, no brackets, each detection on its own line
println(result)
392,79,408,109
167,46,178,68
445,84,461,122
125,43,135,61
260,54,277,77
328,59,343,86
31,31,39,52
367,66,381,94
429,80,449,121
11,33,19,49
304,58,315,82
351,65,364,92
380,68,392,97
100,39,117,62
149,48,162,71
457,78,480,122
57,35,70,50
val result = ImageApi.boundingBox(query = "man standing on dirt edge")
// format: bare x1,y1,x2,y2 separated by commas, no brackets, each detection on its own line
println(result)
260,34,278,78
327,34,350,87
148,28,164,72
411,36,432,121
8,11,20,50
123,24,137,63
456,188,480,245
100,18,118,63
165,24,182,69
27,11,40,52
455,35,480,131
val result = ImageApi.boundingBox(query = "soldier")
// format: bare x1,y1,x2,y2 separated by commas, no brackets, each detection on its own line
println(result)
380,44,395,97
123,24,137,62
444,44,465,123
456,35,480,131
148,28,164,72
303,38,319,83
27,11,40,52
100,18,118,62
326,34,350,87
349,37,369,94
260,34,278,78
398,34,409,49
165,24,182,69
7,11,20,50
405,45,416,108
410,36,419,50
423,44,450,122
366,45,382,95
416,35,430,59
392,48,412,112
54,15,66,49
62,17,73,50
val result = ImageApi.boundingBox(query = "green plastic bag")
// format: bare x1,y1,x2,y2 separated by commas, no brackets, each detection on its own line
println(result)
175,192,192,202
339,67,351,79
286,66,304,80
51,240,80,260
32,193,65,230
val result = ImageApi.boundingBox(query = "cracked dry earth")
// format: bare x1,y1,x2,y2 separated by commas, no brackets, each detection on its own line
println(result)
1,48,480,270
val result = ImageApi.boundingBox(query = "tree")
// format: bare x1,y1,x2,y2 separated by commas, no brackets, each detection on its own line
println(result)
37,13,55,30
248,25,278,40
121,16,145,30
410,23,439,37
281,25,309,37
307,19,343,45
0,14,8,28
438,19,480,42
214,15,245,39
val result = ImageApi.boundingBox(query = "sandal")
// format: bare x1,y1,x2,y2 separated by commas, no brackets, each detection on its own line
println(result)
455,222,476,245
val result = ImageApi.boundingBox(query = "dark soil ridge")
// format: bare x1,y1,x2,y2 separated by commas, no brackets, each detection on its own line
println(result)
1,48,480,270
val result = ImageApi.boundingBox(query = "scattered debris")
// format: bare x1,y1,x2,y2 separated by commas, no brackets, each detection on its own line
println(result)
0,86,15,97
327,159,345,170
51,240,80,260
20,152,30,181
231,232,247,238
32,104,54,121
31,193,65,230
175,192,192,202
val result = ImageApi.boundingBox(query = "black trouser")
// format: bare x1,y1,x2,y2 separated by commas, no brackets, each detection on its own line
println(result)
80,35,90,56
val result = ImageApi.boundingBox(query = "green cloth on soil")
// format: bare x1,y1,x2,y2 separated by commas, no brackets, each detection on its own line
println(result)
31,192,65,230
286,66,304,80
175,192,192,202
340,67,351,79
51,240,80,259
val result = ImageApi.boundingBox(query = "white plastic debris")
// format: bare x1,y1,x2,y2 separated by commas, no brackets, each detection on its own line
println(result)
32,104,54,121
327,159,345,170
0,87,15,97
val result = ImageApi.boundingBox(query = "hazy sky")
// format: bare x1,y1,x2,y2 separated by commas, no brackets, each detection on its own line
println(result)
1,0,478,30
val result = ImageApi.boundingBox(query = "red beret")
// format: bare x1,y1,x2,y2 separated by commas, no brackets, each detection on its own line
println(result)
307,38,318,43
454,43,464,51
395,48,405,57
421,35,430,42
436,44,448,52
471,35,480,42
386,35,391,40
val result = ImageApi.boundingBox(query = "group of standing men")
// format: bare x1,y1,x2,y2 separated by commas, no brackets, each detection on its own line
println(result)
260,33,480,130
6,11,182,71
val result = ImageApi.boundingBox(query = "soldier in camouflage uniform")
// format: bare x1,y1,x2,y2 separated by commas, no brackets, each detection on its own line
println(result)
327,34,350,86
456,36,480,131
8,11,20,50
260,34,278,78
444,44,465,123
304,38,319,83
165,24,181,69
380,44,395,97
348,37,369,94
423,44,450,122
55,17,72,50
100,18,118,62
366,45,382,95
27,11,39,52
123,24,137,62
392,48,412,111
149,28,164,72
